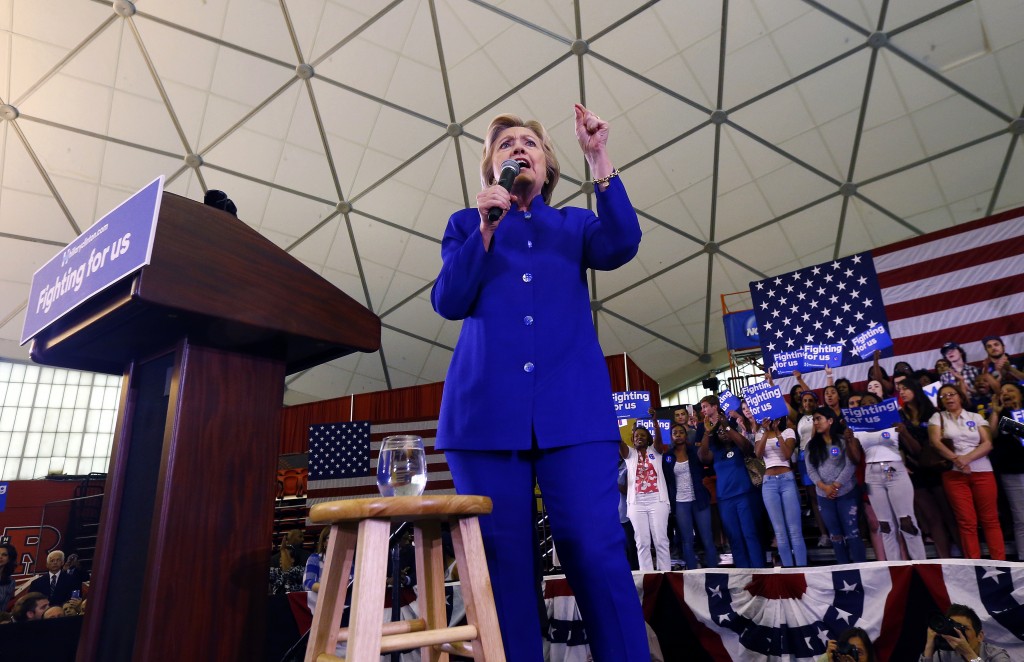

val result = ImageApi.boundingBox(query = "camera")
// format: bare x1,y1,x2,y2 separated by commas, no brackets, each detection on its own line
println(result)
929,613,967,649
998,416,1024,439
834,641,860,658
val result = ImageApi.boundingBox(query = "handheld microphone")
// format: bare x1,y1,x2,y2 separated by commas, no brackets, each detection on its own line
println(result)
487,159,521,222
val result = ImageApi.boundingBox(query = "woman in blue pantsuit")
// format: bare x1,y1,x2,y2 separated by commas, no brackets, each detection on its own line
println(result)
431,105,649,661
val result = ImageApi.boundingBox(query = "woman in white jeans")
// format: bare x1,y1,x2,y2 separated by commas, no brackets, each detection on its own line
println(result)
620,422,672,571
851,393,927,560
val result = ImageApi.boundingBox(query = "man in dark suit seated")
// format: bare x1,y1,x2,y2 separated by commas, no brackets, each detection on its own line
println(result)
28,551,82,606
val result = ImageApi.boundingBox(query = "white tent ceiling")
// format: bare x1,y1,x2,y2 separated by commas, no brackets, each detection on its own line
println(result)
1,0,1022,404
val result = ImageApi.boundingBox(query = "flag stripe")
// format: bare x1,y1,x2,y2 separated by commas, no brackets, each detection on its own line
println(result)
872,215,1024,271
888,293,1024,341
879,254,1024,307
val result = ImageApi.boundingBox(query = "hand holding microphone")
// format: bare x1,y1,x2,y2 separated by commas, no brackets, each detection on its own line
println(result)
488,159,520,222
477,159,520,251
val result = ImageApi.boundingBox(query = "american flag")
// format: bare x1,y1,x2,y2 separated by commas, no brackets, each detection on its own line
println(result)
750,251,887,377
306,419,455,510
755,206,1024,385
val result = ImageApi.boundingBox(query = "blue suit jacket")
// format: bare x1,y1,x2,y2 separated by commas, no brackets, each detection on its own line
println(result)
431,177,641,450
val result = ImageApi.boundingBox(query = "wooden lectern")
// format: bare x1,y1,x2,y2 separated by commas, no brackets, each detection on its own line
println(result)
30,192,381,661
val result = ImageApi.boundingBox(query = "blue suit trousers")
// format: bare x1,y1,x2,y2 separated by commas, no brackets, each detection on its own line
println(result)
445,441,650,662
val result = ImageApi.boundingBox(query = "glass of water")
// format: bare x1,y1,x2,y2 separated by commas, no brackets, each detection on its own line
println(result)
377,435,427,497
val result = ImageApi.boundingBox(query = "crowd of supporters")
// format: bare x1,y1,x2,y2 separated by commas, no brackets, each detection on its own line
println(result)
621,335,1024,571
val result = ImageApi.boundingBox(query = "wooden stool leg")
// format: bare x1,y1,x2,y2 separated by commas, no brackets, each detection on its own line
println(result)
414,520,448,662
345,518,392,661
305,523,357,662
451,516,505,662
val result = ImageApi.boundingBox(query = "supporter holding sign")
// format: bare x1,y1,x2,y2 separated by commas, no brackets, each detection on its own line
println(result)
848,393,927,560
842,397,901,432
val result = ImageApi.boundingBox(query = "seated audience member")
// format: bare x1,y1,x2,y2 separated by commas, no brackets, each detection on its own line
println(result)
818,626,877,662
0,542,17,611
42,606,64,619
989,382,1024,559
303,527,330,612
28,551,82,606
272,529,310,570
806,407,866,563
11,593,49,623
929,384,1005,560
980,335,1024,390
920,603,1010,661
62,600,83,617
940,342,980,401
61,553,88,583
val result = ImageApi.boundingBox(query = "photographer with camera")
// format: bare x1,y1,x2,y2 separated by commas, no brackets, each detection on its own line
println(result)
920,604,1010,661
816,626,876,661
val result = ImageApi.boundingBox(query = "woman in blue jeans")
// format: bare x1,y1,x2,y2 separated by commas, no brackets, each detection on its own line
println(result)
755,415,807,566
806,407,867,563
665,421,719,569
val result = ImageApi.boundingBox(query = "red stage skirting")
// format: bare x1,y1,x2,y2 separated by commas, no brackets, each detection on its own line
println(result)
289,560,1023,661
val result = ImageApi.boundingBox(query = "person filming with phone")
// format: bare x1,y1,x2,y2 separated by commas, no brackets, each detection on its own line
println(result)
920,604,1009,662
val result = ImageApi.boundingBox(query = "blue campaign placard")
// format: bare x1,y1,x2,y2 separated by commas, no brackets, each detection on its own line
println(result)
22,176,164,344
922,381,941,406
718,388,741,415
637,418,672,445
740,381,788,422
773,349,804,375
613,391,650,419
0,482,7,512
1013,409,1024,424
802,344,844,369
851,324,893,359
842,397,901,432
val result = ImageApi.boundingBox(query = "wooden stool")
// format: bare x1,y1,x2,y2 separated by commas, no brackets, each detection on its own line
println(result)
304,495,505,662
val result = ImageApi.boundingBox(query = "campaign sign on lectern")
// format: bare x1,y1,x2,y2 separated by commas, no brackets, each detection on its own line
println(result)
21,176,163,344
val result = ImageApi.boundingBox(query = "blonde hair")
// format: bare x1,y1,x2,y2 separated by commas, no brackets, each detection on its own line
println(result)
480,114,560,204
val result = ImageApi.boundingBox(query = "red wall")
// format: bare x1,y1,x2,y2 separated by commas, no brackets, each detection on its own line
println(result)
0,479,79,575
